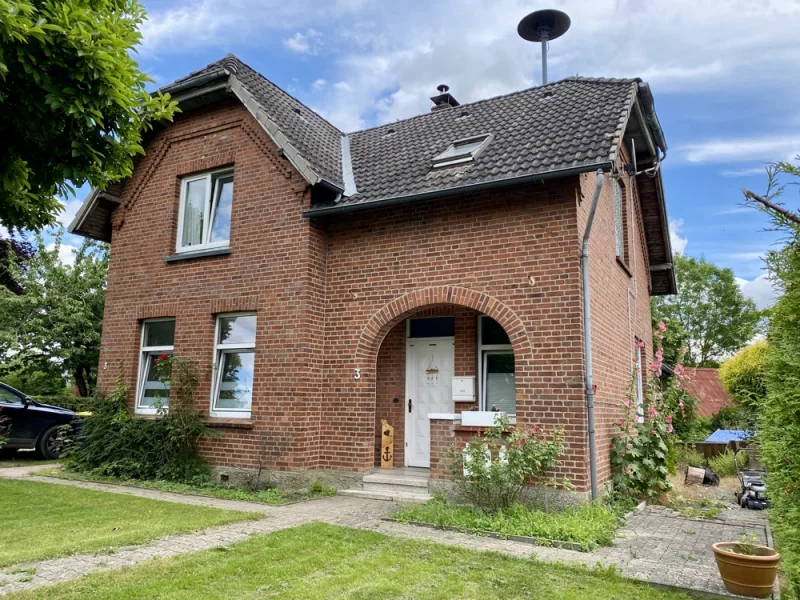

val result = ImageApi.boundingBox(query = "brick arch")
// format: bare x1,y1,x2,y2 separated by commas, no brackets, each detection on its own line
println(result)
355,285,531,369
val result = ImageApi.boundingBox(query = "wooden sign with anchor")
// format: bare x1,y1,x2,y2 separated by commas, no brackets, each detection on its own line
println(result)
380,419,394,469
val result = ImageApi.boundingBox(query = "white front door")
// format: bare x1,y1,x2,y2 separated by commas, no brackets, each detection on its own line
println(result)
405,337,455,467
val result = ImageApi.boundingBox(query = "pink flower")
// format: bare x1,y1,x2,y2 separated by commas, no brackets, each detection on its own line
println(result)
635,340,646,349
656,347,664,361
623,398,630,407
651,429,657,435
517,439,524,448
617,418,625,426
667,424,674,434
665,415,673,424
649,406,657,417
650,361,662,375
674,364,686,379
658,321,666,332
533,424,542,435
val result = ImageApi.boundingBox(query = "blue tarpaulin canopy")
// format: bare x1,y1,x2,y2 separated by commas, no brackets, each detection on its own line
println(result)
704,429,752,443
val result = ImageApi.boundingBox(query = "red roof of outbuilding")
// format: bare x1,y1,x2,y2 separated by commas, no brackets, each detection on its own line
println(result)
684,368,733,418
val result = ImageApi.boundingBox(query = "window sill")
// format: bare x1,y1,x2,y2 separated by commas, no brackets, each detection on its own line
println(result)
204,417,254,430
616,256,632,277
164,247,231,263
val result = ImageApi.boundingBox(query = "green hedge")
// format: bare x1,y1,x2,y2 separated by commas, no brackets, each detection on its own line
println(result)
29,395,97,413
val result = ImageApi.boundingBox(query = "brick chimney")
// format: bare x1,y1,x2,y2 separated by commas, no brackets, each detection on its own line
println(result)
430,84,459,111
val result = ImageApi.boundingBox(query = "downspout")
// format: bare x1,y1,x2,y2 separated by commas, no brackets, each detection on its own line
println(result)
581,169,604,501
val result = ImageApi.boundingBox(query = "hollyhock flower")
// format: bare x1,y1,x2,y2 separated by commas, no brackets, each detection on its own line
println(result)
635,339,646,349
623,398,630,407
667,424,673,434
517,439,525,448
649,406,657,417
665,415,673,424
658,321,666,332
617,418,625,426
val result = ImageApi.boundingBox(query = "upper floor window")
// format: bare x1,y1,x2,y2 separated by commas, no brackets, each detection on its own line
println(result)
177,169,234,253
613,178,626,263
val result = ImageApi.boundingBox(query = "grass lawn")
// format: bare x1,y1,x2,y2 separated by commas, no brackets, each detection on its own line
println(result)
393,495,620,550
0,479,259,567
38,468,336,505
6,523,698,600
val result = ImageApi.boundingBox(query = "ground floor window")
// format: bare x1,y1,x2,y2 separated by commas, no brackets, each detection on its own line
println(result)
635,340,644,423
478,316,515,415
211,313,256,418
136,319,175,413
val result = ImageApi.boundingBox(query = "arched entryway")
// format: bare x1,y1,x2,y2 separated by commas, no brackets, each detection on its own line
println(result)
356,286,532,470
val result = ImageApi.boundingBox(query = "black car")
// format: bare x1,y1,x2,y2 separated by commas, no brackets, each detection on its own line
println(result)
0,383,78,460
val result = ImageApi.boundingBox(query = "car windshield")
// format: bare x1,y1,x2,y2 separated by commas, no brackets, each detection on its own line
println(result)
0,386,24,406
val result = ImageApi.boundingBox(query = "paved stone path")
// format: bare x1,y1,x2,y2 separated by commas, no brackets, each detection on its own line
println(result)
0,467,774,598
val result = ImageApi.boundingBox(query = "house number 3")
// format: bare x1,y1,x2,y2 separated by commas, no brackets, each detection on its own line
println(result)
354,368,361,380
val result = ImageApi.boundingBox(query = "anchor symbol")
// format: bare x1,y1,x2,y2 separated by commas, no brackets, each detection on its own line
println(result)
382,446,392,462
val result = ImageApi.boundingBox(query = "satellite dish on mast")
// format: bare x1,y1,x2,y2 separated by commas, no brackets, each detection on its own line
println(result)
517,9,571,85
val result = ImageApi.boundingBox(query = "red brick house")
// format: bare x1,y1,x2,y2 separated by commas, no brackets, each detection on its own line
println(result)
69,55,675,500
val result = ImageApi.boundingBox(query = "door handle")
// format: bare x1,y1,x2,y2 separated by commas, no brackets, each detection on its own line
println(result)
408,398,413,413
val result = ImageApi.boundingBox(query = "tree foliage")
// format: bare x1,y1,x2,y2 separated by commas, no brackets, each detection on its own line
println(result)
742,160,800,598
0,237,34,294
0,0,177,231
0,229,107,396
652,254,761,367
719,340,768,413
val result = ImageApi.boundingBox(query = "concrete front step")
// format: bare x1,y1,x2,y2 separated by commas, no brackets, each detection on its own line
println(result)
339,488,431,503
362,473,429,488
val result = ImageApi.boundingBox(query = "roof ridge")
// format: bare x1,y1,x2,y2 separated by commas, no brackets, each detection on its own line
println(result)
217,54,345,137
347,76,639,135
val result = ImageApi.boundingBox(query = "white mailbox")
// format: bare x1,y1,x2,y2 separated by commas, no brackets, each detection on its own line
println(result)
452,376,475,402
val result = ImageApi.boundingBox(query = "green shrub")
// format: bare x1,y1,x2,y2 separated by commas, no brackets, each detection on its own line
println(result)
393,494,620,551
719,341,768,413
67,360,213,482
707,449,747,478
710,405,747,431
674,445,706,468
29,395,97,413
448,415,565,513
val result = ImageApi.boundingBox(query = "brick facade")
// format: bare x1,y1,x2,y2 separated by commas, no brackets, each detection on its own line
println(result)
97,98,654,494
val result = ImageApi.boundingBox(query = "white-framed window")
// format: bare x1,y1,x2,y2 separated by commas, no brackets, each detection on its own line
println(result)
136,319,175,414
176,169,234,253
635,340,644,423
478,316,515,415
613,178,625,262
432,133,493,168
211,313,256,418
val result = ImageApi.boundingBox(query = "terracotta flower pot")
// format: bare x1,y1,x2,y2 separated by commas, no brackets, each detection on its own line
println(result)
712,542,780,599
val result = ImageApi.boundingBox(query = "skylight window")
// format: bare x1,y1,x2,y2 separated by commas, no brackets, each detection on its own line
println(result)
432,133,493,168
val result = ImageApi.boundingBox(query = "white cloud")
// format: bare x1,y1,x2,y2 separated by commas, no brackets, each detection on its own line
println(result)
46,243,78,267
720,166,770,178
680,135,800,164
312,78,327,91
736,274,777,310
138,0,800,131
669,218,688,255
283,29,322,55
57,197,83,229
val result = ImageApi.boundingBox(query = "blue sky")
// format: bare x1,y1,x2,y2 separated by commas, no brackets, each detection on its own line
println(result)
55,0,800,308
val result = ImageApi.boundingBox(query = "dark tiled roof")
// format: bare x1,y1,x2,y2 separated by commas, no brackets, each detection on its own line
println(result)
343,77,637,206
162,56,345,188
